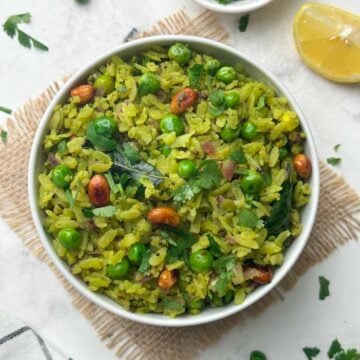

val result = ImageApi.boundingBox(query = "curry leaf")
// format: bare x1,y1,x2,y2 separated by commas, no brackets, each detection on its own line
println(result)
112,151,165,186
123,143,140,164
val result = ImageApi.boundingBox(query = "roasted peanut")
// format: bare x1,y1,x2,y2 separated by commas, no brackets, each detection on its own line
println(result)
158,269,178,290
244,265,273,285
70,84,95,104
147,206,180,227
88,175,110,207
293,154,312,178
170,88,198,114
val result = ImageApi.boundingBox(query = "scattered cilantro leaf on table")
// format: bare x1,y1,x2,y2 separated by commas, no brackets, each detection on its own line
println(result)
334,144,341,152
239,14,250,32
319,275,330,300
75,0,90,3
3,13,48,51
334,349,360,360
250,351,267,360
1,130,8,144
327,157,341,166
0,106,12,114
173,159,222,203
328,339,343,359
303,347,321,359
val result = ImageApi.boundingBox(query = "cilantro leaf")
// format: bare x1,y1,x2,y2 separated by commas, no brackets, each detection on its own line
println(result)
105,172,120,194
319,275,330,300
256,94,267,109
208,90,226,116
138,249,152,273
1,130,8,144
64,182,81,209
123,143,140,164
57,140,67,153
328,339,343,359
0,106,12,115
303,347,320,360
230,148,246,164
334,144,341,152
207,234,222,258
213,271,232,296
238,209,259,228
92,205,116,217
164,227,196,264
239,14,250,32
3,13,48,51
162,296,185,315
160,230,177,246
327,157,341,166
82,208,94,218
188,64,203,88
213,254,236,273
250,351,267,360
173,160,221,203
334,349,360,360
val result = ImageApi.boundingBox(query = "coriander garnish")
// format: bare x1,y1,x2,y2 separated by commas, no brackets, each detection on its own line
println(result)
303,347,320,359
239,14,250,32
319,275,330,300
327,157,341,166
3,13,48,51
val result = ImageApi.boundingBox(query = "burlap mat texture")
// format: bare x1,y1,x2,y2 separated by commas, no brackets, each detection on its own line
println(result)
1,10,360,360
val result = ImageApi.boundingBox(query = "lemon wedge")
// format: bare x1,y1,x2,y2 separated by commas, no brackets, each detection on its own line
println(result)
294,3,360,83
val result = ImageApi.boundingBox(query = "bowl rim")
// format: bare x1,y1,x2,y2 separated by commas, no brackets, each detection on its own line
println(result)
192,0,274,14
28,34,320,327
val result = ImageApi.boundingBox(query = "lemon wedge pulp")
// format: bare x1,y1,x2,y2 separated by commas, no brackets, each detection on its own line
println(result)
294,3,360,83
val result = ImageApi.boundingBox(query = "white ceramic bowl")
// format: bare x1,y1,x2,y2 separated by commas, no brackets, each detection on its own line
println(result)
28,35,319,327
193,0,274,14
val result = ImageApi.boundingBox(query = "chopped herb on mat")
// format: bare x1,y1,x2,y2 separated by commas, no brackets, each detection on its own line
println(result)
327,157,341,166
0,106,12,114
319,275,330,300
239,14,250,32
334,144,341,152
250,350,267,360
3,13,48,51
1,130,8,144
303,347,321,359
328,339,343,358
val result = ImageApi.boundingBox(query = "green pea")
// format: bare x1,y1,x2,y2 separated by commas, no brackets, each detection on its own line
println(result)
159,144,171,157
168,43,191,65
58,228,81,250
241,171,264,195
224,92,240,108
216,66,236,84
94,74,115,95
241,121,258,140
94,117,116,137
204,59,221,76
178,159,196,178
52,164,73,189
279,147,288,160
138,73,161,96
189,250,214,273
160,114,184,136
128,243,147,265
220,123,241,143
107,258,130,279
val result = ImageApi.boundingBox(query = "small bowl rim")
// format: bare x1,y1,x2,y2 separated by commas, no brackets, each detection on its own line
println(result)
28,35,320,327
192,0,274,14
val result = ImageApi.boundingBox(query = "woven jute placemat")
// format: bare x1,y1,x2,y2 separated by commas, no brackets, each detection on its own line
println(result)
1,9,360,360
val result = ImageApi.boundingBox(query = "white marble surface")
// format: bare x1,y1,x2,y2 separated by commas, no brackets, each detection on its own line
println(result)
0,0,359,359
